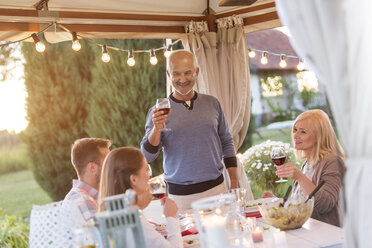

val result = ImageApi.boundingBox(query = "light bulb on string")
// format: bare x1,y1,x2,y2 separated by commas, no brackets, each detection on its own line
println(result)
149,49,158,65
101,45,110,63
248,48,256,58
279,54,287,68
31,33,45,53
127,49,135,67
297,60,304,71
260,51,268,65
164,45,172,58
71,32,81,51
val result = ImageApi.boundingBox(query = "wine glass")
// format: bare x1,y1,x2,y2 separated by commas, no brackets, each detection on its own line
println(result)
156,98,171,131
72,224,99,248
148,174,167,199
228,188,248,214
271,146,288,183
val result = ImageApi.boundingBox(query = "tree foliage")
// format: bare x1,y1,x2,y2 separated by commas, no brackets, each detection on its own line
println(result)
86,39,166,175
0,43,21,82
21,38,168,200
20,39,95,200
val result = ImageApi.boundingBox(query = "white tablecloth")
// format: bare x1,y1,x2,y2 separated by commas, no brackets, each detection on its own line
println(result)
143,200,344,248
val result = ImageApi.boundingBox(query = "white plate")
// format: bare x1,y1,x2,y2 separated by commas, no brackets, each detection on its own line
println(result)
245,197,276,213
183,234,199,247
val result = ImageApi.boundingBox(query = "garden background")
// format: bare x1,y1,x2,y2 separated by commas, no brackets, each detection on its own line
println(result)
0,31,334,247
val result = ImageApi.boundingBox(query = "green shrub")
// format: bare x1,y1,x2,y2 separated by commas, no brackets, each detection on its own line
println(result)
21,39,94,200
0,209,29,248
0,145,30,175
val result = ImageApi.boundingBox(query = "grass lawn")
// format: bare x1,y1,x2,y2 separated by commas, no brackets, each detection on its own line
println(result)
0,170,52,218
252,127,292,146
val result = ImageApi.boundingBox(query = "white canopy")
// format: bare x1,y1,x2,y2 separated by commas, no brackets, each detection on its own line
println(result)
0,0,280,42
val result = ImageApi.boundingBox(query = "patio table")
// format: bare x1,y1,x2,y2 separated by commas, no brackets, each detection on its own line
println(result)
142,199,344,248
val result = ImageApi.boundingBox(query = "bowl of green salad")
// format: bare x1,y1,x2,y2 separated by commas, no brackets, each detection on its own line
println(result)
258,198,314,231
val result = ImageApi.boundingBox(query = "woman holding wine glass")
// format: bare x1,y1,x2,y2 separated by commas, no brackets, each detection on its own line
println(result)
275,109,346,226
98,147,183,248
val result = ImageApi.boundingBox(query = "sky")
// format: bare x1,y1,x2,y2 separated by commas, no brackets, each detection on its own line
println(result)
0,49,28,133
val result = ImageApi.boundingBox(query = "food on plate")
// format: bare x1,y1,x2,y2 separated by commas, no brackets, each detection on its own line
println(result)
182,234,199,247
154,223,166,231
184,239,194,244
245,203,262,208
259,198,314,231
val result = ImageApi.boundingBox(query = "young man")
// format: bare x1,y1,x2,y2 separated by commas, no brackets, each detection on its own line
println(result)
141,50,237,210
59,138,111,246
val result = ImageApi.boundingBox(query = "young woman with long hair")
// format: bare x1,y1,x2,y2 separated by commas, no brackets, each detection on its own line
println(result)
98,147,182,248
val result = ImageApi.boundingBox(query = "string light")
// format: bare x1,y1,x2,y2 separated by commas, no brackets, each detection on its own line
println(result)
31,33,45,53
261,51,268,65
2,23,303,68
127,49,135,67
279,54,287,68
71,32,81,51
101,45,110,63
248,48,256,58
149,49,158,65
297,60,304,71
164,45,172,58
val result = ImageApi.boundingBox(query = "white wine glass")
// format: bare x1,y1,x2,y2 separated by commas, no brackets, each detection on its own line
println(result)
156,98,171,131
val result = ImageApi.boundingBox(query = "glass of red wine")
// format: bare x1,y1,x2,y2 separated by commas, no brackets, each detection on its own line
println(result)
148,175,167,200
156,98,171,131
271,146,288,183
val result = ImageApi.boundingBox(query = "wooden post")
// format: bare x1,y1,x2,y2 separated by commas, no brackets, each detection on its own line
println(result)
203,7,216,32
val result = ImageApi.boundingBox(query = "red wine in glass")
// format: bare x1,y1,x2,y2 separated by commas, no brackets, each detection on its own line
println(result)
156,98,171,131
272,156,286,166
271,147,288,183
160,108,170,115
152,193,166,199
149,175,167,200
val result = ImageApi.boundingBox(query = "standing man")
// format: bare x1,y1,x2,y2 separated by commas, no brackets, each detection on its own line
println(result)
59,138,111,246
141,50,237,210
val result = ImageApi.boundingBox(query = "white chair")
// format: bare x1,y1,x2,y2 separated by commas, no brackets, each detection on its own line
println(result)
102,193,131,211
29,201,64,248
95,206,146,248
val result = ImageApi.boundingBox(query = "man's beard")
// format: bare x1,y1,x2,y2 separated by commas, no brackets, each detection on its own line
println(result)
176,88,194,96
175,81,194,95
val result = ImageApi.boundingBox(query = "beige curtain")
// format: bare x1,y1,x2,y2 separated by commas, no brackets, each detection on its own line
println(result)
276,0,372,246
183,16,250,150
182,17,251,194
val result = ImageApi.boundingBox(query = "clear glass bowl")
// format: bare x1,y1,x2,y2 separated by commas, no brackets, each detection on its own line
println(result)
258,198,314,230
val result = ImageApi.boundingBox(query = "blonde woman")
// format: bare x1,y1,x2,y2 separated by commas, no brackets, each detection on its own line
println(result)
98,147,183,248
276,109,346,226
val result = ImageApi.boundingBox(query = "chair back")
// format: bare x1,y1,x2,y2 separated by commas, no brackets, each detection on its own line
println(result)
29,201,64,248
102,193,130,211
95,206,146,248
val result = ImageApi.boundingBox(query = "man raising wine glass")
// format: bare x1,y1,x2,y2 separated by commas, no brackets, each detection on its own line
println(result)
141,50,238,211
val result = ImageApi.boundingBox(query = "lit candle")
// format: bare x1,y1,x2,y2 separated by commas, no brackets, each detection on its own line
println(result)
274,231,287,248
204,215,229,248
252,227,263,243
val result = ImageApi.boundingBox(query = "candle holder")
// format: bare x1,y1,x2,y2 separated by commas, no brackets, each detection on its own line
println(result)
191,193,246,248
